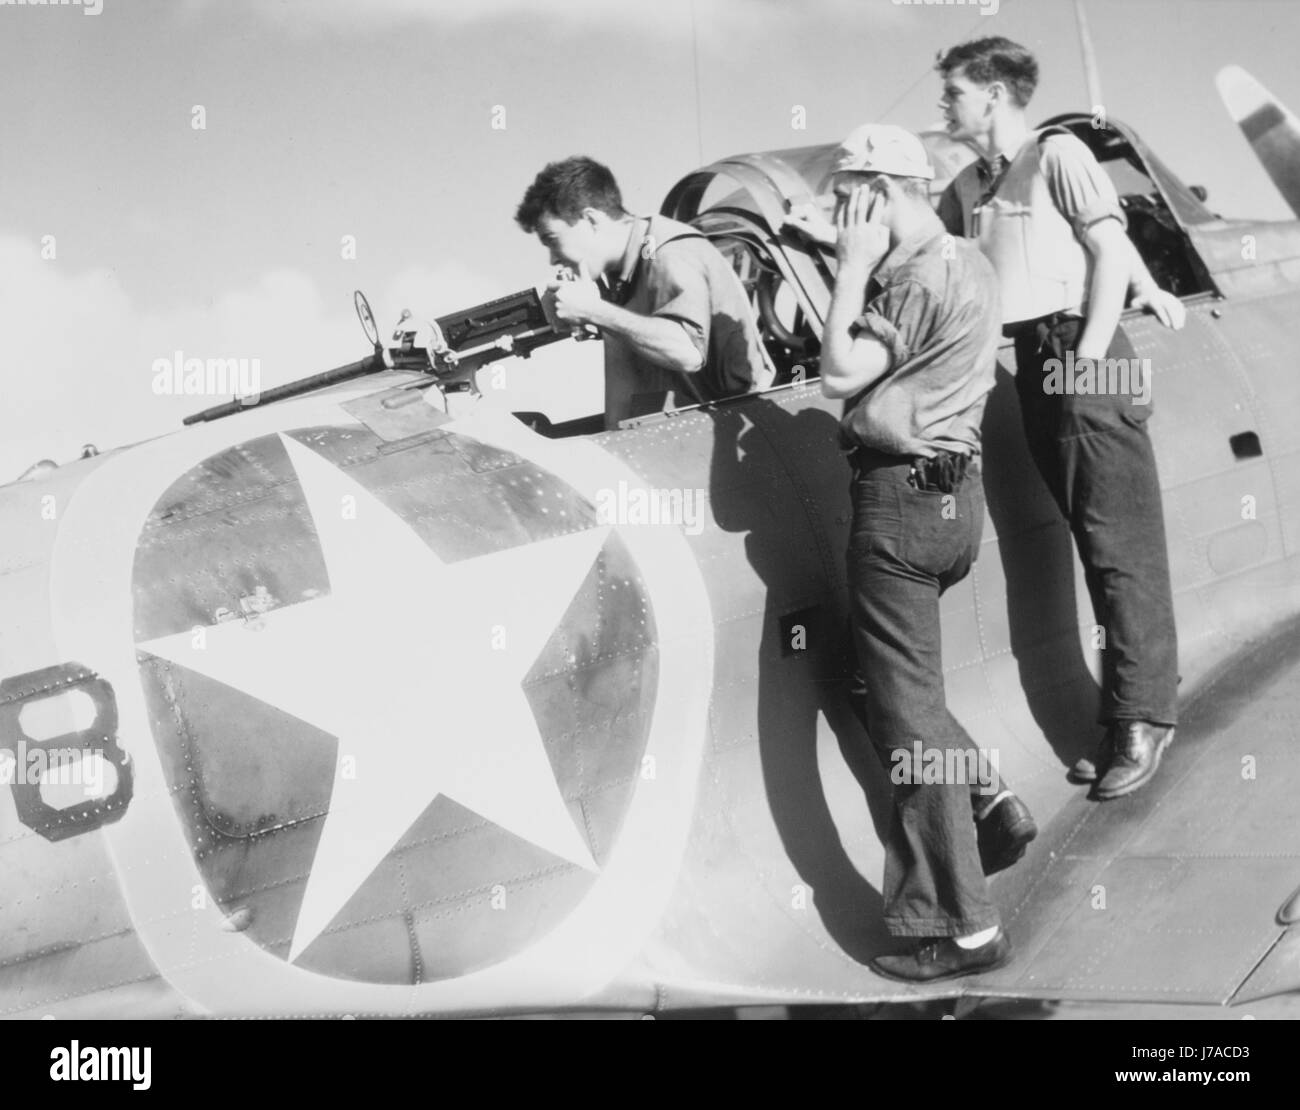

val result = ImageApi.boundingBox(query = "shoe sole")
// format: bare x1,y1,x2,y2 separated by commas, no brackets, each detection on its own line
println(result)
870,946,1013,985
1094,729,1175,801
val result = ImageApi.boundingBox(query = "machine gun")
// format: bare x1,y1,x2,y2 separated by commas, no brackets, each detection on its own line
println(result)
184,287,583,425
388,286,580,381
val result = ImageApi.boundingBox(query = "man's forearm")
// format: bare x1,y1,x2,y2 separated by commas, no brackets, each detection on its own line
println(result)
586,302,703,375
821,262,892,398
1078,239,1130,360
1122,236,1187,330
822,262,868,387
1125,237,1158,298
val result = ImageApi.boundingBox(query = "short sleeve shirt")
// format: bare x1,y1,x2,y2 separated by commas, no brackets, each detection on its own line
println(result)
938,131,1126,240
840,227,1002,458
601,215,767,428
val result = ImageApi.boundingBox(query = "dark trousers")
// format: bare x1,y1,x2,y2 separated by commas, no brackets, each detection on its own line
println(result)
1012,316,1178,726
846,453,1001,938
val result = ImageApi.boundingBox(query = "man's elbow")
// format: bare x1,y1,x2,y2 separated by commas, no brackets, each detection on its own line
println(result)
667,321,706,376
820,372,854,400
673,349,705,376
821,345,888,399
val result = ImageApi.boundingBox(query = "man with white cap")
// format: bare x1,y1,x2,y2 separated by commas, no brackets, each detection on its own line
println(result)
817,123,1034,982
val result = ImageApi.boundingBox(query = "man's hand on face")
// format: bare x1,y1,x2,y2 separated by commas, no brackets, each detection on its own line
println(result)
544,261,604,326
835,184,891,274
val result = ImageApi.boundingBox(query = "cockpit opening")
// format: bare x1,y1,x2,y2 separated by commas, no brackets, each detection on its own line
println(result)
1042,115,1218,299
709,228,821,386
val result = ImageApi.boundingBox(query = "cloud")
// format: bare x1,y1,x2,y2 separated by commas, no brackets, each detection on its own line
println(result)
189,0,905,36
0,235,601,484
192,0,676,33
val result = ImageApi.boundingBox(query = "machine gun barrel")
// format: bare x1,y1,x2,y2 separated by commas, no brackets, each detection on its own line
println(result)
182,353,382,425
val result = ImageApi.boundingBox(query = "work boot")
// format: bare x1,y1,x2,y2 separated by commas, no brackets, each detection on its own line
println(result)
871,930,1012,983
1068,732,1114,784
1094,722,1175,801
976,794,1037,874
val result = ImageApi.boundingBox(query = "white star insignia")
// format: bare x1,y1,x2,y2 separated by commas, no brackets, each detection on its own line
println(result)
139,433,606,961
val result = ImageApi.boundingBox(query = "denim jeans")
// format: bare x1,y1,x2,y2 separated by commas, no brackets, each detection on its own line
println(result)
1013,317,1179,726
846,452,1001,938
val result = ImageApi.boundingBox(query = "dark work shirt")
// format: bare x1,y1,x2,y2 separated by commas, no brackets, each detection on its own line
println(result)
839,225,1002,458
600,214,767,429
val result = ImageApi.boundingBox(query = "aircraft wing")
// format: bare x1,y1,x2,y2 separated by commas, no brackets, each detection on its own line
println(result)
977,619,1300,1008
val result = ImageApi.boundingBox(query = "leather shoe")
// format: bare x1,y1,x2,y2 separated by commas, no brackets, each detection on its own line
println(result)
871,930,1012,983
1068,733,1114,784
1094,721,1175,800
976,794,1037,874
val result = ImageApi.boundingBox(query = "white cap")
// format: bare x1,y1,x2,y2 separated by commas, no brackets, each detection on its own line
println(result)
833,124,936,181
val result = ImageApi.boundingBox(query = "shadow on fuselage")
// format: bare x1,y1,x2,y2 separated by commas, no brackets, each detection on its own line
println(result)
979,362,1104,769
707,399,895,961
702,366,1104,959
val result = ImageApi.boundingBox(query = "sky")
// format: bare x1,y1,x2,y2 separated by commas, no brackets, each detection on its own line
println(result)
2,0,1298,481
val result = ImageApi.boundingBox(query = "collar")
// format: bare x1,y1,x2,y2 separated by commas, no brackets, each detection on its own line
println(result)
979,127,1042,178
873,224,947,285
974,123,1035,183
607,215,652,302
977,151,1010,184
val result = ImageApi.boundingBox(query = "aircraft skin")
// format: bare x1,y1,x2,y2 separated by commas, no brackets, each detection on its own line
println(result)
3,101,1300,1018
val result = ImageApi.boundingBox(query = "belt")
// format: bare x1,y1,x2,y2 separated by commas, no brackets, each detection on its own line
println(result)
849,447,971,494
1002,311,1082,340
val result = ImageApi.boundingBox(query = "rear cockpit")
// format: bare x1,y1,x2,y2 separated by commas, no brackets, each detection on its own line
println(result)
1039,113,1219,298
661,145,841,391
642,115,1241,426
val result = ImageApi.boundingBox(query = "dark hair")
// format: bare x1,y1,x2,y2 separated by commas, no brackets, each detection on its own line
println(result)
515,156,627,232
935,36,1039,108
